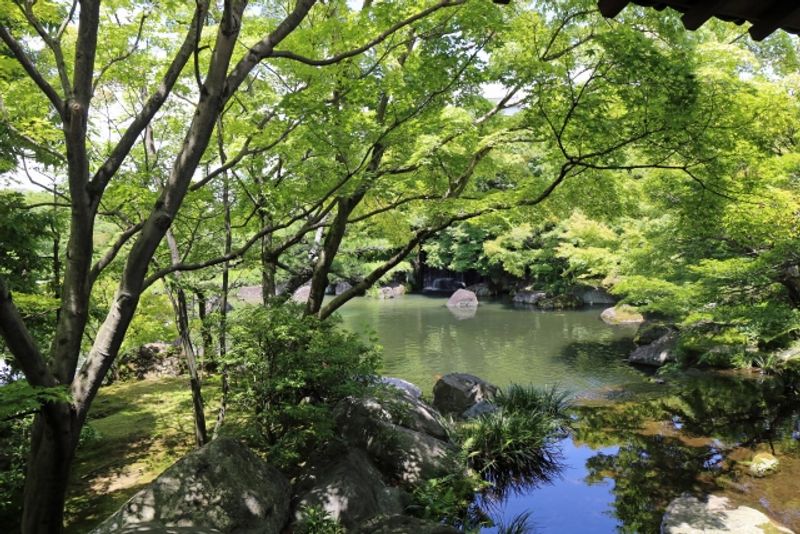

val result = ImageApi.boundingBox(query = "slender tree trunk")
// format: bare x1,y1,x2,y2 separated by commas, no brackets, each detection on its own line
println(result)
195,290,215,371
213,171,232,438
260,212,276,303
166,230,208,447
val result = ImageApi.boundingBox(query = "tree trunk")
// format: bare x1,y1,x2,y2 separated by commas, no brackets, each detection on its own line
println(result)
195,290,215,371
166,230,208,447
260,212,276,303
306,195,362,315
213,167,232,438
21,409,77,534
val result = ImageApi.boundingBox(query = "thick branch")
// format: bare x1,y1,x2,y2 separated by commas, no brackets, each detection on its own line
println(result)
0,278,56,388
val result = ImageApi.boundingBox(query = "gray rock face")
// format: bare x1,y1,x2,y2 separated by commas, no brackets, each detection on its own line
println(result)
356,514,461,533
573,285,616,305
661,494,794,533
600,305,645,325
334,395,457,484
635,322,675,346
466,283,493,298
291,285,311,304
379,377,423,400
432,373,498,417
377,285,406,299
335,281,353,295
91,438,290,534
461,400,499,419
294,450,405,529
446,289,478,308
512,290,547,305
628,332,678,367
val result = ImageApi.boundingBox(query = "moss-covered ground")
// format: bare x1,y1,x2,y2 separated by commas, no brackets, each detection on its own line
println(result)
64,377,220,533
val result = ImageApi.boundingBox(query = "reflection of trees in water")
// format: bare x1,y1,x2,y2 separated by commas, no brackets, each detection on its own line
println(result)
573,372,800,533
556,338,641,384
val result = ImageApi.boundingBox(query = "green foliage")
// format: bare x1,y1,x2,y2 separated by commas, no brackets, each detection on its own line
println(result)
0,380,70,420
409,471,490,528
294,505,345,534
0,416,30,529
0,192,52,292
225,303,379,470
457,385,570,494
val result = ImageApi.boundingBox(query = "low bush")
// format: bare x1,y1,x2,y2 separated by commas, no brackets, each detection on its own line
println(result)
224,303,379,470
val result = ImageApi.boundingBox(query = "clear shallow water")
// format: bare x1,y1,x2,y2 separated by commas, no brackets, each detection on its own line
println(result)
338,295,800,533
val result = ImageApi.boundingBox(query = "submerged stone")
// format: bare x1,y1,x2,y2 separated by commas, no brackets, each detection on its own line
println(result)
628,332,678,367
661,494,794,534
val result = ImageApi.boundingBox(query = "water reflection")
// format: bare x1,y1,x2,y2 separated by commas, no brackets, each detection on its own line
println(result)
569,371,800,533
336,295,800,532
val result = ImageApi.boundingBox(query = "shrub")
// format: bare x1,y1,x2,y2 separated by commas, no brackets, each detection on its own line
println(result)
225,303,379,470
457,384,571,496
0,416,30,529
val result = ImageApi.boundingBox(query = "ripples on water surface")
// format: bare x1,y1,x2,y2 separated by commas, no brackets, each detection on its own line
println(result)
338,295,800,533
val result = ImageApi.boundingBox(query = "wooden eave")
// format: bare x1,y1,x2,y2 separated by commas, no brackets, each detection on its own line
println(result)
597,1,800,40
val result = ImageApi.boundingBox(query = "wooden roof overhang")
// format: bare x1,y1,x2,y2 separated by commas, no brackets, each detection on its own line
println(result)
596,1,800,40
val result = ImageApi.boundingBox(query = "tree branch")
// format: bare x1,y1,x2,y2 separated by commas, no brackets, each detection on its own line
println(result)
89,1,210,195
270,0,466,66
0,277,57,388
0,26,65,116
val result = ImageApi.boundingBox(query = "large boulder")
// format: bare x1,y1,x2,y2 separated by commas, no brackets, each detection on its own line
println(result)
333,395,457,484
628,332,678,367
635,321,675,346
377,285,406,299
379,377,423,400
512,290,547,305
661,494,793,534
432,373,498,417
446,289,478,309
600,305,644,325
356,514,461,533
291,285,311,304
294,449,405,529
334,281,353,296
112,343,185,382
91,438,290,534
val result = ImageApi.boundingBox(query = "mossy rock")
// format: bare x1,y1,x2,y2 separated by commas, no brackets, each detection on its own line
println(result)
748,452,780,478
600,305,644,325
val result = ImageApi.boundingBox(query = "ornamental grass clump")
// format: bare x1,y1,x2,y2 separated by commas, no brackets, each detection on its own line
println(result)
458,384,571,495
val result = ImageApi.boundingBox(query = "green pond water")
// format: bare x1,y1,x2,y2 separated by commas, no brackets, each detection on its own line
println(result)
338,295,800,533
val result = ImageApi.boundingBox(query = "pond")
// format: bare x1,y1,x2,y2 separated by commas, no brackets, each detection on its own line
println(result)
338,295,800,533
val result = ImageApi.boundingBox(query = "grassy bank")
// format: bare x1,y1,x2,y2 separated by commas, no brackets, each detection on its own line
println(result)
65,377,220,533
